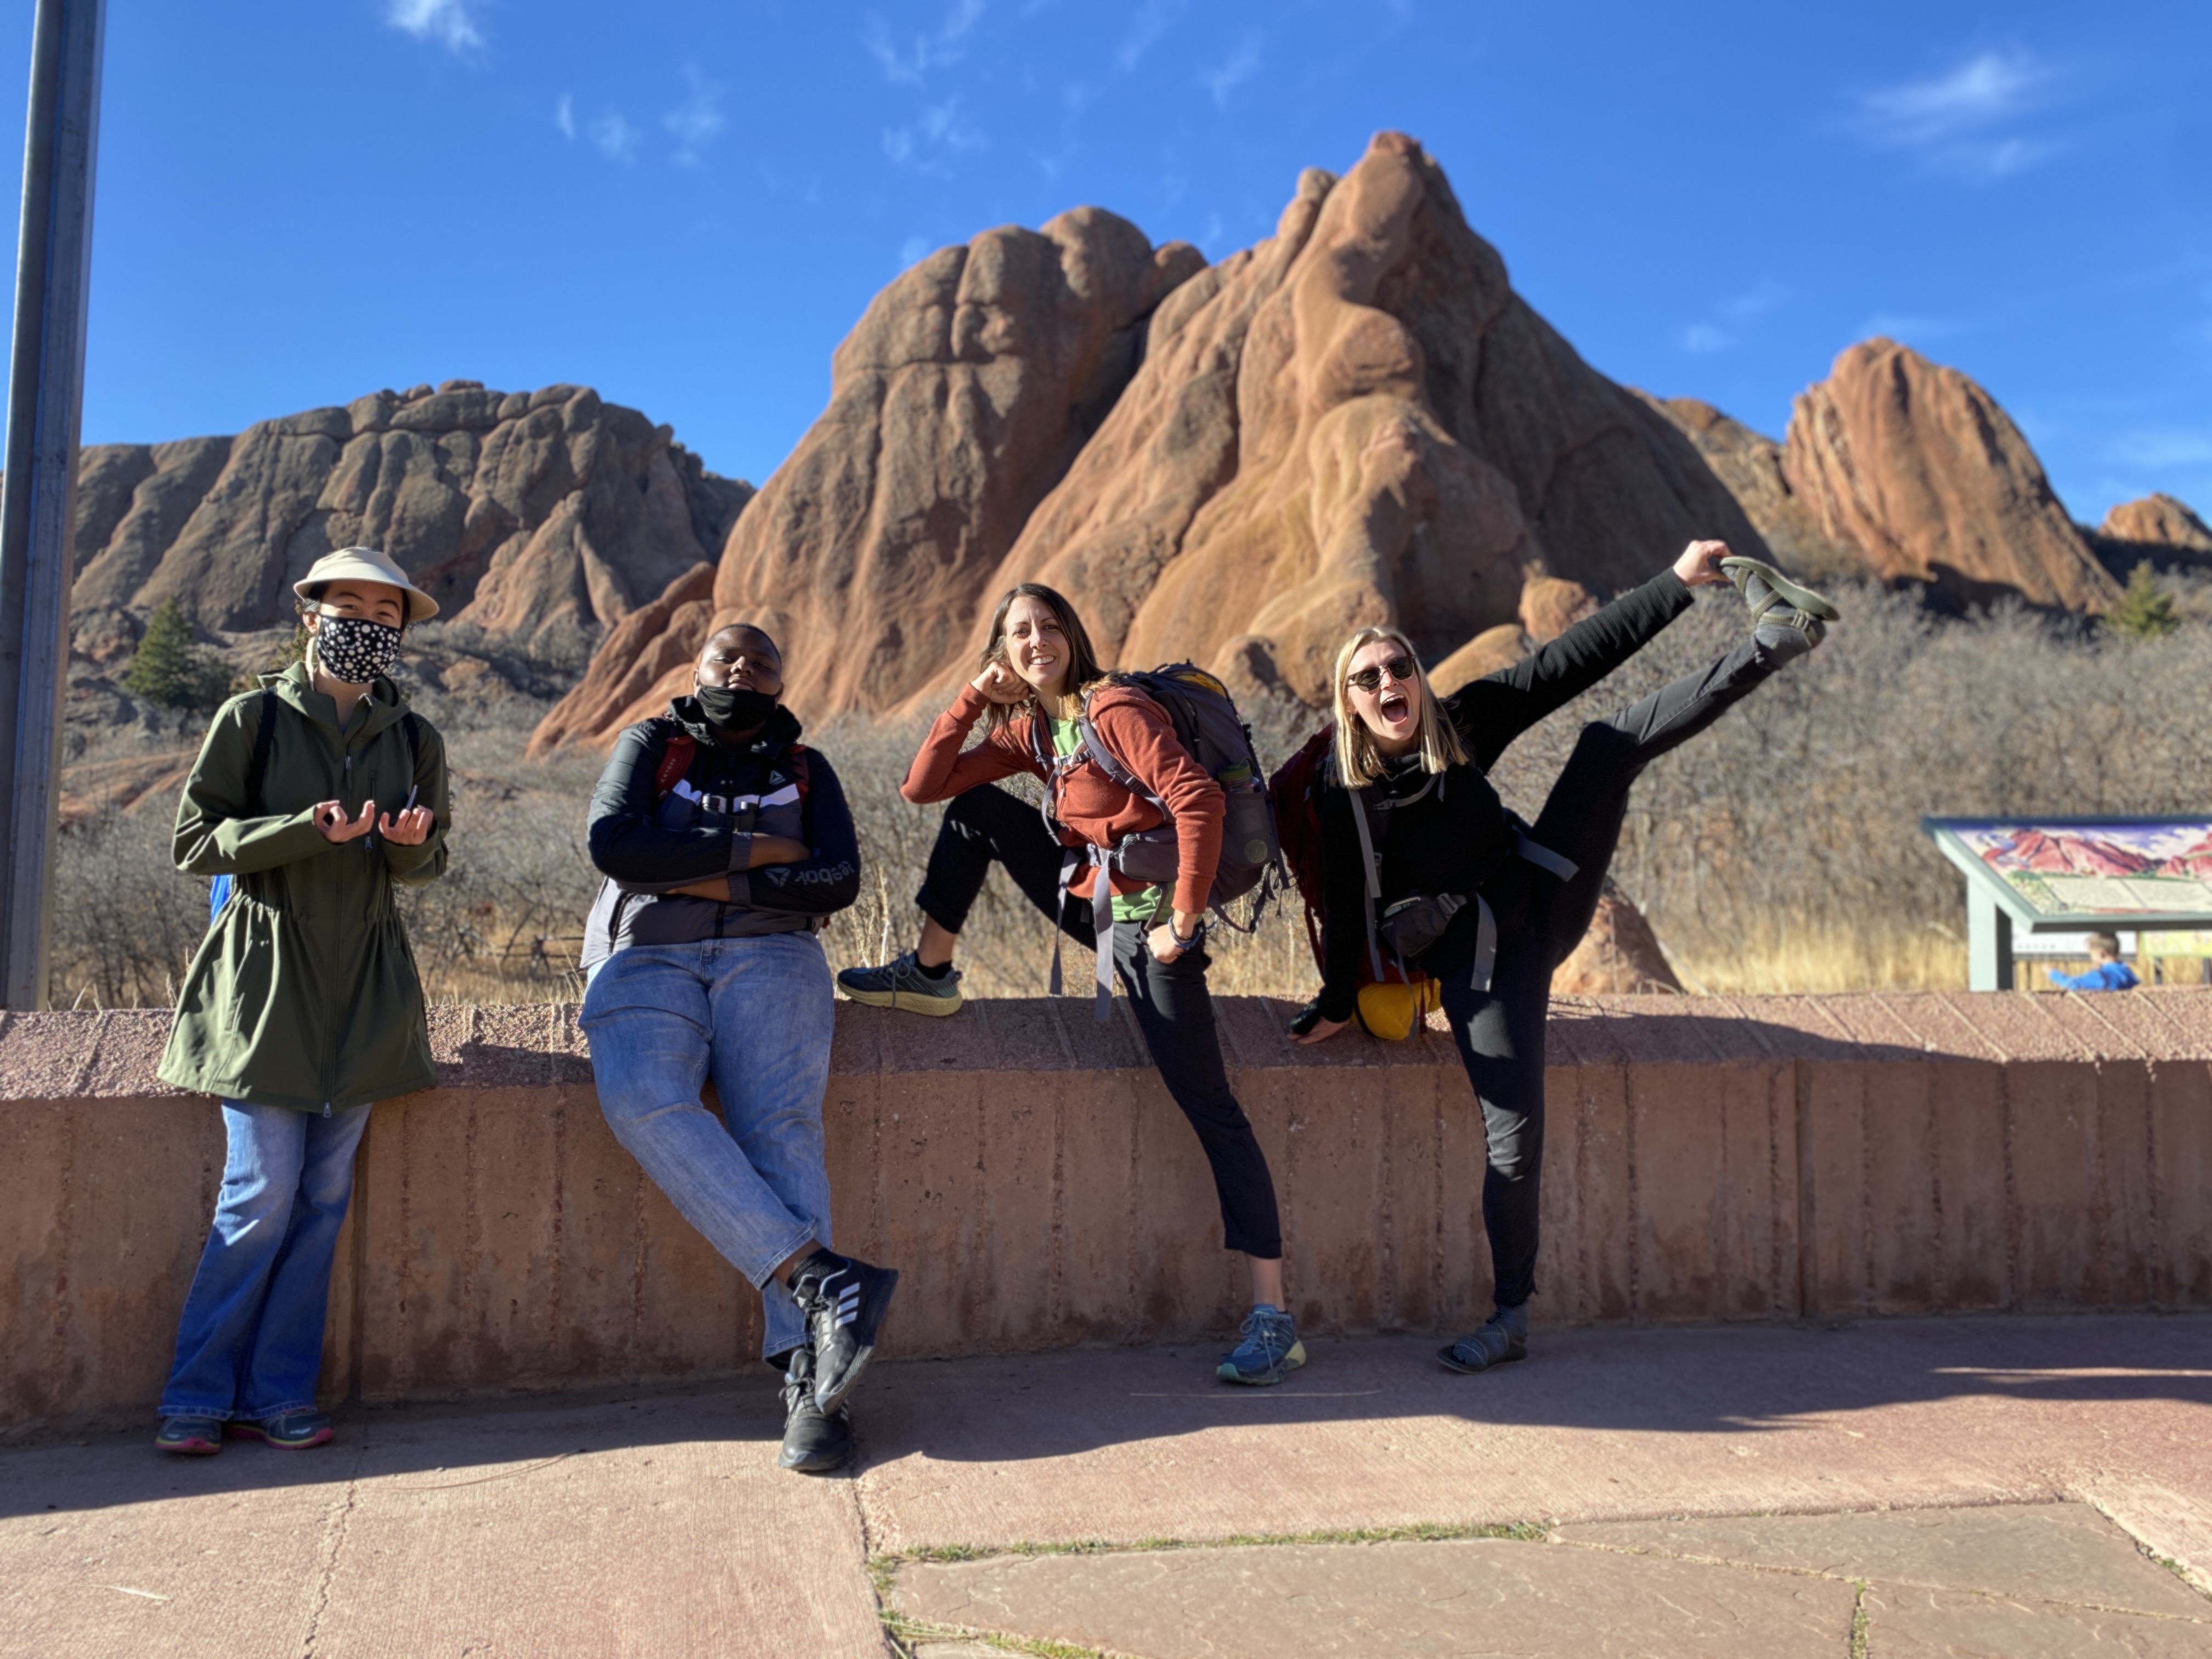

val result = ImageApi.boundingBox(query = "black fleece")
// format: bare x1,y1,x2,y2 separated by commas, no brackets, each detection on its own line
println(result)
1313,571,1692,1022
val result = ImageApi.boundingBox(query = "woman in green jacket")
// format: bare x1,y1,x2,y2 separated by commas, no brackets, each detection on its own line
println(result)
154,547,450,1455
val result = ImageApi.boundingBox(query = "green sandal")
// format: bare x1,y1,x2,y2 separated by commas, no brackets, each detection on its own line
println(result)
1719,556,1841,623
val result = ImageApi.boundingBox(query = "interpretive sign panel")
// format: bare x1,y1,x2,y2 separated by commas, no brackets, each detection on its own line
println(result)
1923,817,2212,989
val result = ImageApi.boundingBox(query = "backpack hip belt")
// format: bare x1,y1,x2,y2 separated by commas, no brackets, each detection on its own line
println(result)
1347,786,1580,994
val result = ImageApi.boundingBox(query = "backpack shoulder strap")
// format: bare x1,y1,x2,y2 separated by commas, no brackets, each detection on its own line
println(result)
1074,684,1158,802
244,687,280,815
653,730,698,799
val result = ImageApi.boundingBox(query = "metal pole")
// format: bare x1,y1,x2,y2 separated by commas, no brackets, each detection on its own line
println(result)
0,0,106,1009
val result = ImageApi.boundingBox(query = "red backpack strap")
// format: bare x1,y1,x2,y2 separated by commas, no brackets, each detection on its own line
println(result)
786,744,811,799
653,731,697,799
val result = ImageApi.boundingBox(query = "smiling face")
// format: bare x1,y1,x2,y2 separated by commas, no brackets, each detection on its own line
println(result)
303,579,406,633
695,625,784,698
1345,637,1423,755
998,594,1072,699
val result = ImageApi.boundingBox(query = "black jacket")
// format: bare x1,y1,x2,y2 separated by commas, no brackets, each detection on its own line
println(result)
1314,571,1692,1020
582,698,861,967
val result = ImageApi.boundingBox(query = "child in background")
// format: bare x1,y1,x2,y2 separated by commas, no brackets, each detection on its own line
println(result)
2049,933,2141,991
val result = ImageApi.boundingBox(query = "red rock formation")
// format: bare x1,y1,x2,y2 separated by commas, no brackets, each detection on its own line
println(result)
1519,575,1599,644
985,134,1767,711
1427,624,1527,697
69,381,749,679
540,133,1769,746
1781,340,2118,611
1554,883,1685,995
2101,493,2212,555
1635,394,1862,585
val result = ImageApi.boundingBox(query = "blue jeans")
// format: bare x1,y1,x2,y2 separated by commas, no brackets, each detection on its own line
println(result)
580,933,836,1361
160,1100,373,1419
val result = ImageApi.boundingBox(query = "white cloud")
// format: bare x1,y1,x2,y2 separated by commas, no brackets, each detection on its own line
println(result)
588,111,639,163
1199,31,1262,109
1678,280,1785,354
385,0,482,54
884,95,986,177
862,0,985,86
664,65,726,166
1116,0,1183,72
899,235,932,269
1849,48,2065,182
555,93,574,141
2107,431,2212,470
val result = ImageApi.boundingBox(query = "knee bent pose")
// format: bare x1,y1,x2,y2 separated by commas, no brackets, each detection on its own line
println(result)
578,621,892,1475
839,583,1305,1387
1293,545,1838,1372
155,548,451,1455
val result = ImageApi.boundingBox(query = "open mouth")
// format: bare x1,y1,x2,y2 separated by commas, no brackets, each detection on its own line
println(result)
1378,689,1410,721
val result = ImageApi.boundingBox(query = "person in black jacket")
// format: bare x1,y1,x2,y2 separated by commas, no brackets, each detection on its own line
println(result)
1293,546,1837,1373
578,622,895,1475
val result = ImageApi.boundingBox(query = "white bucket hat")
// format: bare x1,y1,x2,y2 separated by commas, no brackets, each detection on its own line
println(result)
292,546,439,622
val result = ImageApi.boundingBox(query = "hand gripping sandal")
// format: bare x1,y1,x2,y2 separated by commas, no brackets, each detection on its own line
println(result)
1719,556,1840,660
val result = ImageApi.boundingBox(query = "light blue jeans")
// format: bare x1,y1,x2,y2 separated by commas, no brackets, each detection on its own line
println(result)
160,1099,373,1420
579,933,836,1361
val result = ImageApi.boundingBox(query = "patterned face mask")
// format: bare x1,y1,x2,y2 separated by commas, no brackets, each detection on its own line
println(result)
313,613,403,684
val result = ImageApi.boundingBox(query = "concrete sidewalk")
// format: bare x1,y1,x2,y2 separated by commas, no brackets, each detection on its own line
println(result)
4,1314,2209,1657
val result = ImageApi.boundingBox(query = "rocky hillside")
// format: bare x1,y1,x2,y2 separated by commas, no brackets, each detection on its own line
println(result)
537,132,1769,746
66,380,750,729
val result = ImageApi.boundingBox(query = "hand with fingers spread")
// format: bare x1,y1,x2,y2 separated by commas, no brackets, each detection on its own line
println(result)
1673,539,1732,588
378,805,437,847
312,800,377,844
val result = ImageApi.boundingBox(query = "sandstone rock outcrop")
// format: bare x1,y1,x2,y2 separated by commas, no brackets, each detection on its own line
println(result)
69,381,750,686
1553,882,1685,995
1636,395,1862,585
1428,624,1529,697
1779,340,2118,611
535,212,1207,744
2101,493,2212,556
983,134,1768,712
544,133,1770,743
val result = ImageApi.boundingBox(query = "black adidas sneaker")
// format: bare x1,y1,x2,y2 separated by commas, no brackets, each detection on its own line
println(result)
777,1348,852,1474
788,1250,900,1414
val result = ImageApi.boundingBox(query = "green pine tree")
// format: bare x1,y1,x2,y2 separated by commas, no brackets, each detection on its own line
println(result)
2106,561,2180,640
122,599,234,712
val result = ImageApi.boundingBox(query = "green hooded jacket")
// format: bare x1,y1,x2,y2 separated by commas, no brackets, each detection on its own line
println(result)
156,661,451,1112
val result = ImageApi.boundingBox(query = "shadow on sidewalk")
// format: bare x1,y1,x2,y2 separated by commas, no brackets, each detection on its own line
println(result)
8,1313,2207,1521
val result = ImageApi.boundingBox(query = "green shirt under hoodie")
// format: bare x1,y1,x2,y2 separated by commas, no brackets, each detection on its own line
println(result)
156,661,451,1113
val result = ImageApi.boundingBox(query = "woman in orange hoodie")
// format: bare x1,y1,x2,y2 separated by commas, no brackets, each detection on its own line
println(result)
837,583,1302,1385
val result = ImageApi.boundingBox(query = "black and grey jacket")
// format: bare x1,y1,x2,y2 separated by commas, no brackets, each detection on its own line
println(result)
582,698,861,967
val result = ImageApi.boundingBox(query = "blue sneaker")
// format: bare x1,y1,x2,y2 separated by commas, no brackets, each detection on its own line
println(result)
836,950,964,1017
1218,1304,1305,1386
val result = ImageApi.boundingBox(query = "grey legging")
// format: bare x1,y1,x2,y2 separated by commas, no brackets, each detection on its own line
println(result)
1433,634,1781,1309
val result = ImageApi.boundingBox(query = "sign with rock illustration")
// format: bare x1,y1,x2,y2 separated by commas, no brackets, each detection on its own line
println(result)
1925,816,2212,989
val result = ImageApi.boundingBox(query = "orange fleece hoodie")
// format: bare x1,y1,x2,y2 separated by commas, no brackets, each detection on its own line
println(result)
902,681,1226,916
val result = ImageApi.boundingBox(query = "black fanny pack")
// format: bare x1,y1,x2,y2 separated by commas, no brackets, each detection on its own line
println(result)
1376,892,1465,961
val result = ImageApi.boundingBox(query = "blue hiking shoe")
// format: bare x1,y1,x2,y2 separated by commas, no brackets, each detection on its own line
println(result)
1438,1302,1529,1374
836,950,964,1017
155,1415,224,1455
1218,1304,1306,1386
227,1409,335,1449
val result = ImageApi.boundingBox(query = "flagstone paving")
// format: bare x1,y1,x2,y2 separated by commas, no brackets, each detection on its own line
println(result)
3,1314,2207,1657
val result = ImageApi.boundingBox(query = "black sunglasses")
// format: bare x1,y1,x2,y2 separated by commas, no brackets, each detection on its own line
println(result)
1346,655,1418,693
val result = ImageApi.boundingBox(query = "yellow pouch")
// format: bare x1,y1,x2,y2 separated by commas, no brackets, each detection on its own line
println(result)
1354,978,1442,1041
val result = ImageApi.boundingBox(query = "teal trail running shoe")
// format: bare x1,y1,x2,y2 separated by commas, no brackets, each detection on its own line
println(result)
1218,1304,1306,1386
836,950,964,1017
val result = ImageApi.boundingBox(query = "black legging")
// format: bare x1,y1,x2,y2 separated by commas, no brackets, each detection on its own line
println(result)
915,785,1284,1259
1434,634,1781,1308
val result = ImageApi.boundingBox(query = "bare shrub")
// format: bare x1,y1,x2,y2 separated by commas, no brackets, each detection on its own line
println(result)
49,597,2212,1007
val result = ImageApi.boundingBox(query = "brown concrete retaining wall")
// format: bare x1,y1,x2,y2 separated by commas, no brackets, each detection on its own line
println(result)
5,991,2211,1434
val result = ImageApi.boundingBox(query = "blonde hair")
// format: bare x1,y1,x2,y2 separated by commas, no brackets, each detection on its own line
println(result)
1329,627,1467,787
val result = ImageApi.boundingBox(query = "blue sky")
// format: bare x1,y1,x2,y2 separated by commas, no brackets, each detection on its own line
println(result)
4,1,2207,521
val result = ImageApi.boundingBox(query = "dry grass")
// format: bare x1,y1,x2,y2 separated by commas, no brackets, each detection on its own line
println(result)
46,589,2212,1009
